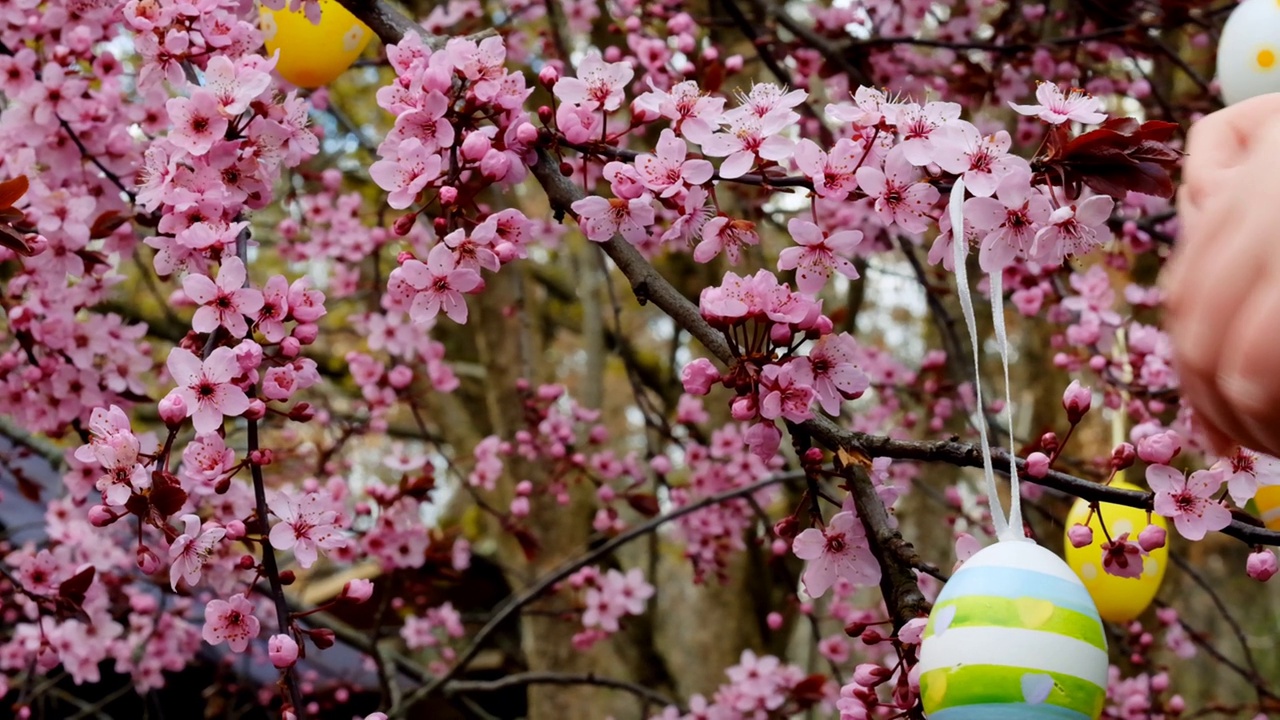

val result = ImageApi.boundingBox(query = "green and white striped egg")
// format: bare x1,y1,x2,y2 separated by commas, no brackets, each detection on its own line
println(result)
919,539,1108,720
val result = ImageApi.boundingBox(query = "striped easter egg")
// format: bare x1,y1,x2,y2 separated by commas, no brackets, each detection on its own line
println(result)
1255,485,1280,531
919,539,1108,720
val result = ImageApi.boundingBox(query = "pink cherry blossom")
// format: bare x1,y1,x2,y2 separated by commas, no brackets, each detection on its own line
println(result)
963,167,1052,272
166,91,229,157
792,138,864,200
164,346,251,435
184,257,264,339
634,129,714,197
632,79,725,123
777,218,862,295
806,334,870,416
553,51,634,111
1210,448,1280,506
791,511,880,598
1100,533,1144,579
398,243,482,324
256,275,290,342
369,137,443,210
202,594,260,653
896,101,962,166
1010,82,1108,125
932,123,1028,197
759,362,816,423
1033,194,1115,265
570,195,655,245
268,634,300,668
169,514,226,590
269,491,345,569
683,113,794,179
695,216,760,264
1146,465,1232,541
203,54,271,116
855,146,939,234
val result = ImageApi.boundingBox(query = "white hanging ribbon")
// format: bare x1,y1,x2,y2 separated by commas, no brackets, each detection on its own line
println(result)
947,179,1024,542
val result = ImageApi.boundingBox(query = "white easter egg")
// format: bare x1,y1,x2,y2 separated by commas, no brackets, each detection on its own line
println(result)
1218,0,1280,105
919,539,1109,720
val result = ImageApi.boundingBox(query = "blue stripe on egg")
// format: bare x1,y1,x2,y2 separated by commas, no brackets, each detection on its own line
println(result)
929,703,1095,720
937,565,1099,616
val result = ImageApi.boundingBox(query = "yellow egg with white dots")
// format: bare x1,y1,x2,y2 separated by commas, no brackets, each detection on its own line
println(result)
1217,0,1280,105
1062,480,1167,624
259,0,374,89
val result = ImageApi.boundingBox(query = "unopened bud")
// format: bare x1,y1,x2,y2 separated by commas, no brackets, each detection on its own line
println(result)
244,398,267,421
249,449,273,466
289,402,316,422
393,213,417,236
136,546,161,574
158,393,187,427
439,185,458,206
88,505,118,527
279,570,296,585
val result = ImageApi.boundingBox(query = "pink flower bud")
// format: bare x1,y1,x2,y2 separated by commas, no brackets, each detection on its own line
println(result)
1137,524,1166,552
510,496,530,517
649,455,672,474
136,546,161,574
515,480,533,496
439,186,458,206
1247,549,1278,582
293,323,319,345
1137,431,1180,465
538,64,560,87
88,505,118,527
1039,431,1059,453
225,520,246,540
515,121,539,145
479,149,511,182
1026,451,1051,478
249,449,273,465
159,393,187,427
1151,672,1169,693
341,578,374,603
1068,523,1093,548
725,54,744,72
244,398,267,421
769,323,792,346
680,358,720,396
1167,695,1185,713
1062,380,1091,423
235,339,263,372
766,611,783,630
853,663,892,687
280,336,301,358
269,634,300,668
1110,442,1136,470
460,132,492,162
494,241,521,263
387,365,413,389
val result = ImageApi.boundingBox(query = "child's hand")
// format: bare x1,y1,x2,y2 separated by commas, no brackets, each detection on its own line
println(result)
1164,93,1280,456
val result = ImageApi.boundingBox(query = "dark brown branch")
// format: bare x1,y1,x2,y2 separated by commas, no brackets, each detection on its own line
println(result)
444,671,680,710
387,471,804,716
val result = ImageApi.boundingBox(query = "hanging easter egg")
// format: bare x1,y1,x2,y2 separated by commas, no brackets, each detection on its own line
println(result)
1062,480,1168,624
919,539,1108,720
1217,0,1280,106
1254,485,1280,531
259,0,373,89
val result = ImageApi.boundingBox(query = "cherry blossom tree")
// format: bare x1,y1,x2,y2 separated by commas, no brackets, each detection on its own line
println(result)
1,0,1278,719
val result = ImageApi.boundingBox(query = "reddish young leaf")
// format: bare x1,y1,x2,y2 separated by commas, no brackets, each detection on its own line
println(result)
89,210,130,239
1041,119,1182,201
0,175,28,210
0,225,34,256
151,471,189,517
624,492,660,517
58,566,96,607
791,673,829,709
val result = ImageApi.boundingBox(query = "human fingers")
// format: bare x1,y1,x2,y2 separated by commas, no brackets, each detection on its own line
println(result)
1211,268,1280,456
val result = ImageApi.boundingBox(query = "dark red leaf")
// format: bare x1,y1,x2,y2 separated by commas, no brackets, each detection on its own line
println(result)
151,472,188,517
1041,119,1182,201
0,225,34,256
512,526,540,561
0,175,28,210
58,566,95,607
15,471,42,502
625,492,660,517
89,210,129,240
791,674,829,709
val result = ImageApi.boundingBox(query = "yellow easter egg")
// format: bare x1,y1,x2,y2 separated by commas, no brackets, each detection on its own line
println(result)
1255,485,1280,531
259,0,373,89
1063,480,1167,624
